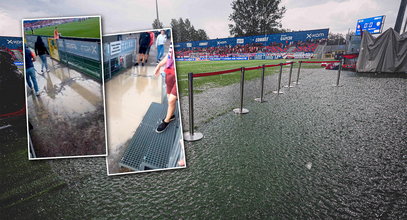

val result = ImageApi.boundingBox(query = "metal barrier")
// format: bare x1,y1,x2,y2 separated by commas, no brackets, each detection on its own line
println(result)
299,60,342,87
25,35,102,80
335,59,343,87
254,64,266,103
284,62,295,88
294,61,302,85
272,64,283,94
183,60,345,142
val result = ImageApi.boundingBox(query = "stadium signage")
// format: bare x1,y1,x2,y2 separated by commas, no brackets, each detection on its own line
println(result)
355,15,385,35
6,39,22,45
110,41,121,56
306,33,325,39
280,35,293,41
175,28,329,49
255,37,268,42
217,41,227,45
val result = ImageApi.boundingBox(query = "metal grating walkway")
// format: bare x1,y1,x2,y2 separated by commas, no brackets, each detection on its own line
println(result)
119,102,180,171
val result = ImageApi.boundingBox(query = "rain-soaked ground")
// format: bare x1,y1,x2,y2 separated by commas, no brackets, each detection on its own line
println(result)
27,56,106,158
106,41,171,174
1,66,406,218
105,64,162,174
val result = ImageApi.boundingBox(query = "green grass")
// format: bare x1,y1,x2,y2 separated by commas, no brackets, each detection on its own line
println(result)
25,17,100,38
175,59,333,95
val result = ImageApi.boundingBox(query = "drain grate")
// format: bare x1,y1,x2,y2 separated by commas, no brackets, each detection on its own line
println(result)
119,102,180,171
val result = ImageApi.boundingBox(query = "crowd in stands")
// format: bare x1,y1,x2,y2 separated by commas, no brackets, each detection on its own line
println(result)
175,40,324,58
23,18,90,32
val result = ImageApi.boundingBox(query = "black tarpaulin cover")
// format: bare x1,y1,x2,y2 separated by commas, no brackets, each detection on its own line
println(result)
357,28,407,73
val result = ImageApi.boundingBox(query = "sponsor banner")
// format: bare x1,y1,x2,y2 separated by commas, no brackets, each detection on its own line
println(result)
48,38,60,61
175,29,329,49
58,39,101,61
0,37,23,50
208,57,248,61
176,58,196,61
110,41,121,56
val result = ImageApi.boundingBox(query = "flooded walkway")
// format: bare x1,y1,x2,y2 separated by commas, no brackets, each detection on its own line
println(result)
105,64,162,174
27,56,105,158
105,41,171,174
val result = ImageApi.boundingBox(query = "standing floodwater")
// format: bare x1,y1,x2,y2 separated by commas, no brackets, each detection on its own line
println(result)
1,68,406,218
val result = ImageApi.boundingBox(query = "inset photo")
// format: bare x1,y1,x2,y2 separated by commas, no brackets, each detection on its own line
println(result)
104,28,186,175
22,16,107,159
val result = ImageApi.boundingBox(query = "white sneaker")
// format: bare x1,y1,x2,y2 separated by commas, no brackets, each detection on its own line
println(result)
46,69,50,72
35,91,41,96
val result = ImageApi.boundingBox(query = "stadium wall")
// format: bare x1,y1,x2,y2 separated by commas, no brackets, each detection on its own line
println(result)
25,35,102,80
102,39,136,81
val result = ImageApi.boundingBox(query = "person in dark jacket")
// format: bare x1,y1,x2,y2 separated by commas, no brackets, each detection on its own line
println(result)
135,32,150,66
34,36,49,72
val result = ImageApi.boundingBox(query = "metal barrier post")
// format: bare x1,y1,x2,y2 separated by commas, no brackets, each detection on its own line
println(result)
255,64,266,103
273,63,284,94
284,62,294,88
233,67,249,114
294,61,302,85
334,59,343,87
183,72,203,142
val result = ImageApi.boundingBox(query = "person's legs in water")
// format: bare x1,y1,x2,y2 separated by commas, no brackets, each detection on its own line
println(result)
26,67,40,95
40,54,48,72
156,71,177,133
157,45,164,62
25,68,33,91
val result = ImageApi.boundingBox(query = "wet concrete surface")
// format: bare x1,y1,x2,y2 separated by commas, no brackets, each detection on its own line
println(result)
2,65,406,218
106,40,183,174
105,64,162,174
27,56,106,158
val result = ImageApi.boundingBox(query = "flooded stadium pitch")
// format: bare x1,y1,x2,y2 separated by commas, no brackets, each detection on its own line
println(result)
1,68,406,218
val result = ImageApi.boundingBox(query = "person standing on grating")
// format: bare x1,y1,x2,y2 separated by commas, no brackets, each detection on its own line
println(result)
154,42,177,133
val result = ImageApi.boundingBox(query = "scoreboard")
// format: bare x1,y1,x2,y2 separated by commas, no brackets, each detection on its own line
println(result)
355,15,385,35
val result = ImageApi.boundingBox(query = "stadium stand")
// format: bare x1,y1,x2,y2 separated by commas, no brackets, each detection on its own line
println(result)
175,29,330,60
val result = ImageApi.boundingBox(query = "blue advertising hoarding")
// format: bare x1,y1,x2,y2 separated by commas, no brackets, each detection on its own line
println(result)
355,15,385,35
0,36,23,66
174,29,329,49
0,37,23,50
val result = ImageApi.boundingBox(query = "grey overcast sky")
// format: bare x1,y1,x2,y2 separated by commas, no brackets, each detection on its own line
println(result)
0,0,402,38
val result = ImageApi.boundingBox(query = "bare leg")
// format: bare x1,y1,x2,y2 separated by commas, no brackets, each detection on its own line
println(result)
164,94,177,123
142,54,146,63
136,53,141,64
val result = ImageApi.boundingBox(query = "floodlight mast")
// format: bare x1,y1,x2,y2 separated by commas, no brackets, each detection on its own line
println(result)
395,0,407,33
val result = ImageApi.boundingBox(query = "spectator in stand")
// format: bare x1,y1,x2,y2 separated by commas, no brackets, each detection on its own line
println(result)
135,32,150,66
144,31,155,64
156,30,167,63
24,45,40,96
34,36,50,73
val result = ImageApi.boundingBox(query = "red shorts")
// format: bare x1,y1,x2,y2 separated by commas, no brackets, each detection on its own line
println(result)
165,68,177,96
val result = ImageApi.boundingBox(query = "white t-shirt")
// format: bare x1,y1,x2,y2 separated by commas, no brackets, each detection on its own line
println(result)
156,34,167,47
